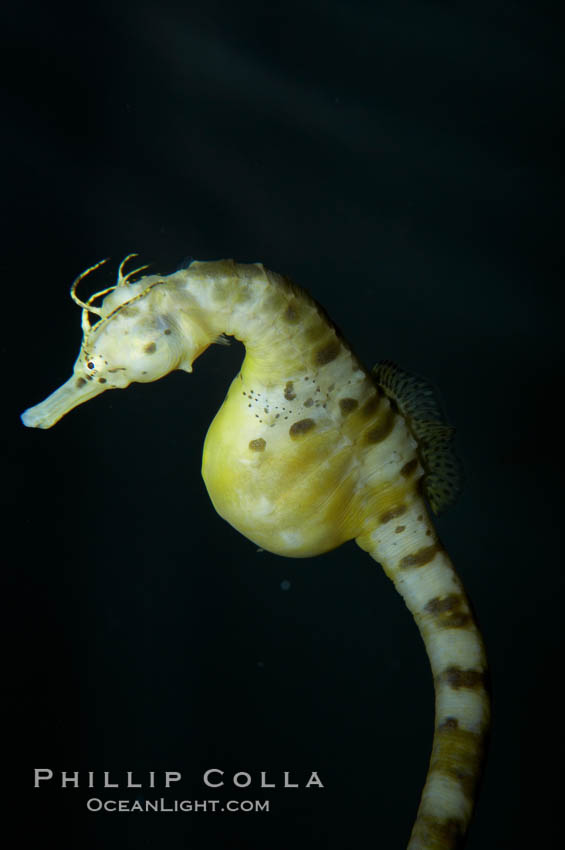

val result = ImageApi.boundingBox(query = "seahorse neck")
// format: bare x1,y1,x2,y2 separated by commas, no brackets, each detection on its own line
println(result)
177,259,352,386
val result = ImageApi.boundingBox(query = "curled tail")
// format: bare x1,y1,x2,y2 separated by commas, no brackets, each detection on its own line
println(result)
357,500,490,849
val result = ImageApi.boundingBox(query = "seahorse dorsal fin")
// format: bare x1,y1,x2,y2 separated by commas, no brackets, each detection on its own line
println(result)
371,359,462,514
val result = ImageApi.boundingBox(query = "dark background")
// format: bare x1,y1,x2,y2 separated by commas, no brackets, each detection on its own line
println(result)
5,1,563,848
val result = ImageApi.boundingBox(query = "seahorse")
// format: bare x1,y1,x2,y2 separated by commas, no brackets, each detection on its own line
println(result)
21,255,490,849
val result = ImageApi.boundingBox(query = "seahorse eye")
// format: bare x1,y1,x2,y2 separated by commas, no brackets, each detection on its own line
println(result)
86,361,95,369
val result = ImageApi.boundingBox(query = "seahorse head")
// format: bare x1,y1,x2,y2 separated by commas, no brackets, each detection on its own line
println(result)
21,256,211,429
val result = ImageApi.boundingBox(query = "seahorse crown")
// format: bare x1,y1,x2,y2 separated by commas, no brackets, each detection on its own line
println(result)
70,254,162,333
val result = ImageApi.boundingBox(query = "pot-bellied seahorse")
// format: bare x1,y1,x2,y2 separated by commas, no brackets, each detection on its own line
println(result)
21,256,490,849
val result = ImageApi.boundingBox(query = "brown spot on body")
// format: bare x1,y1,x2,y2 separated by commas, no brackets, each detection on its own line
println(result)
305,322,326,343
395,525,406,533
414,816,465,847
289,418,315,438
164,328,172,335
284,301,299,323
304,397,314,407
430,722,485,802
144,341,157,354
400,457,419,478
366,407,395,444
438,611,472,629
314,339,340,366
249,438,266,452
425,594,461,615
399,543,440,569
339,397,358,415
360,393,381,417
98,377,107,384
284,381,296,400
425,593,472,629
380,505,407,524
439,666,486,691
438,716,459,731
76,377,86,388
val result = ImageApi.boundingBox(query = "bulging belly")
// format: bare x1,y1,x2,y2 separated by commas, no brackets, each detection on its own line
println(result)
201,400,361,558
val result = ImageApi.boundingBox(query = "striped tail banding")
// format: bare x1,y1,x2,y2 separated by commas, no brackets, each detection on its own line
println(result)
357,501,490,850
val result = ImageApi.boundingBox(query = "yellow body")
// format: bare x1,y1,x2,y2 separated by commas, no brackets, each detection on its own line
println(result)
21,257,489,850
204,359,426,557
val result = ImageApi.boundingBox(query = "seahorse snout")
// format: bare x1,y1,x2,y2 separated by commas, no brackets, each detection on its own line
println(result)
20,374,109,429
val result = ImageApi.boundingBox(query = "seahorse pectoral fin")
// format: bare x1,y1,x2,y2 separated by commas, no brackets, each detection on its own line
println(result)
20,374,109,429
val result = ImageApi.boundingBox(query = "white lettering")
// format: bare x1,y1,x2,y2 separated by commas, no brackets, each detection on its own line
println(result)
34,769,53,787
283,772,298,788
203,769,224,788
260,772,275,788
305,771,324,788
127,772,142,788
165,771,181,787
233,772,251,788
61,771,79,788
104,772,118,788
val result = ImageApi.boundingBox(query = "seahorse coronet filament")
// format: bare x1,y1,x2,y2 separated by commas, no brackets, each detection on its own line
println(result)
21,256,490,849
